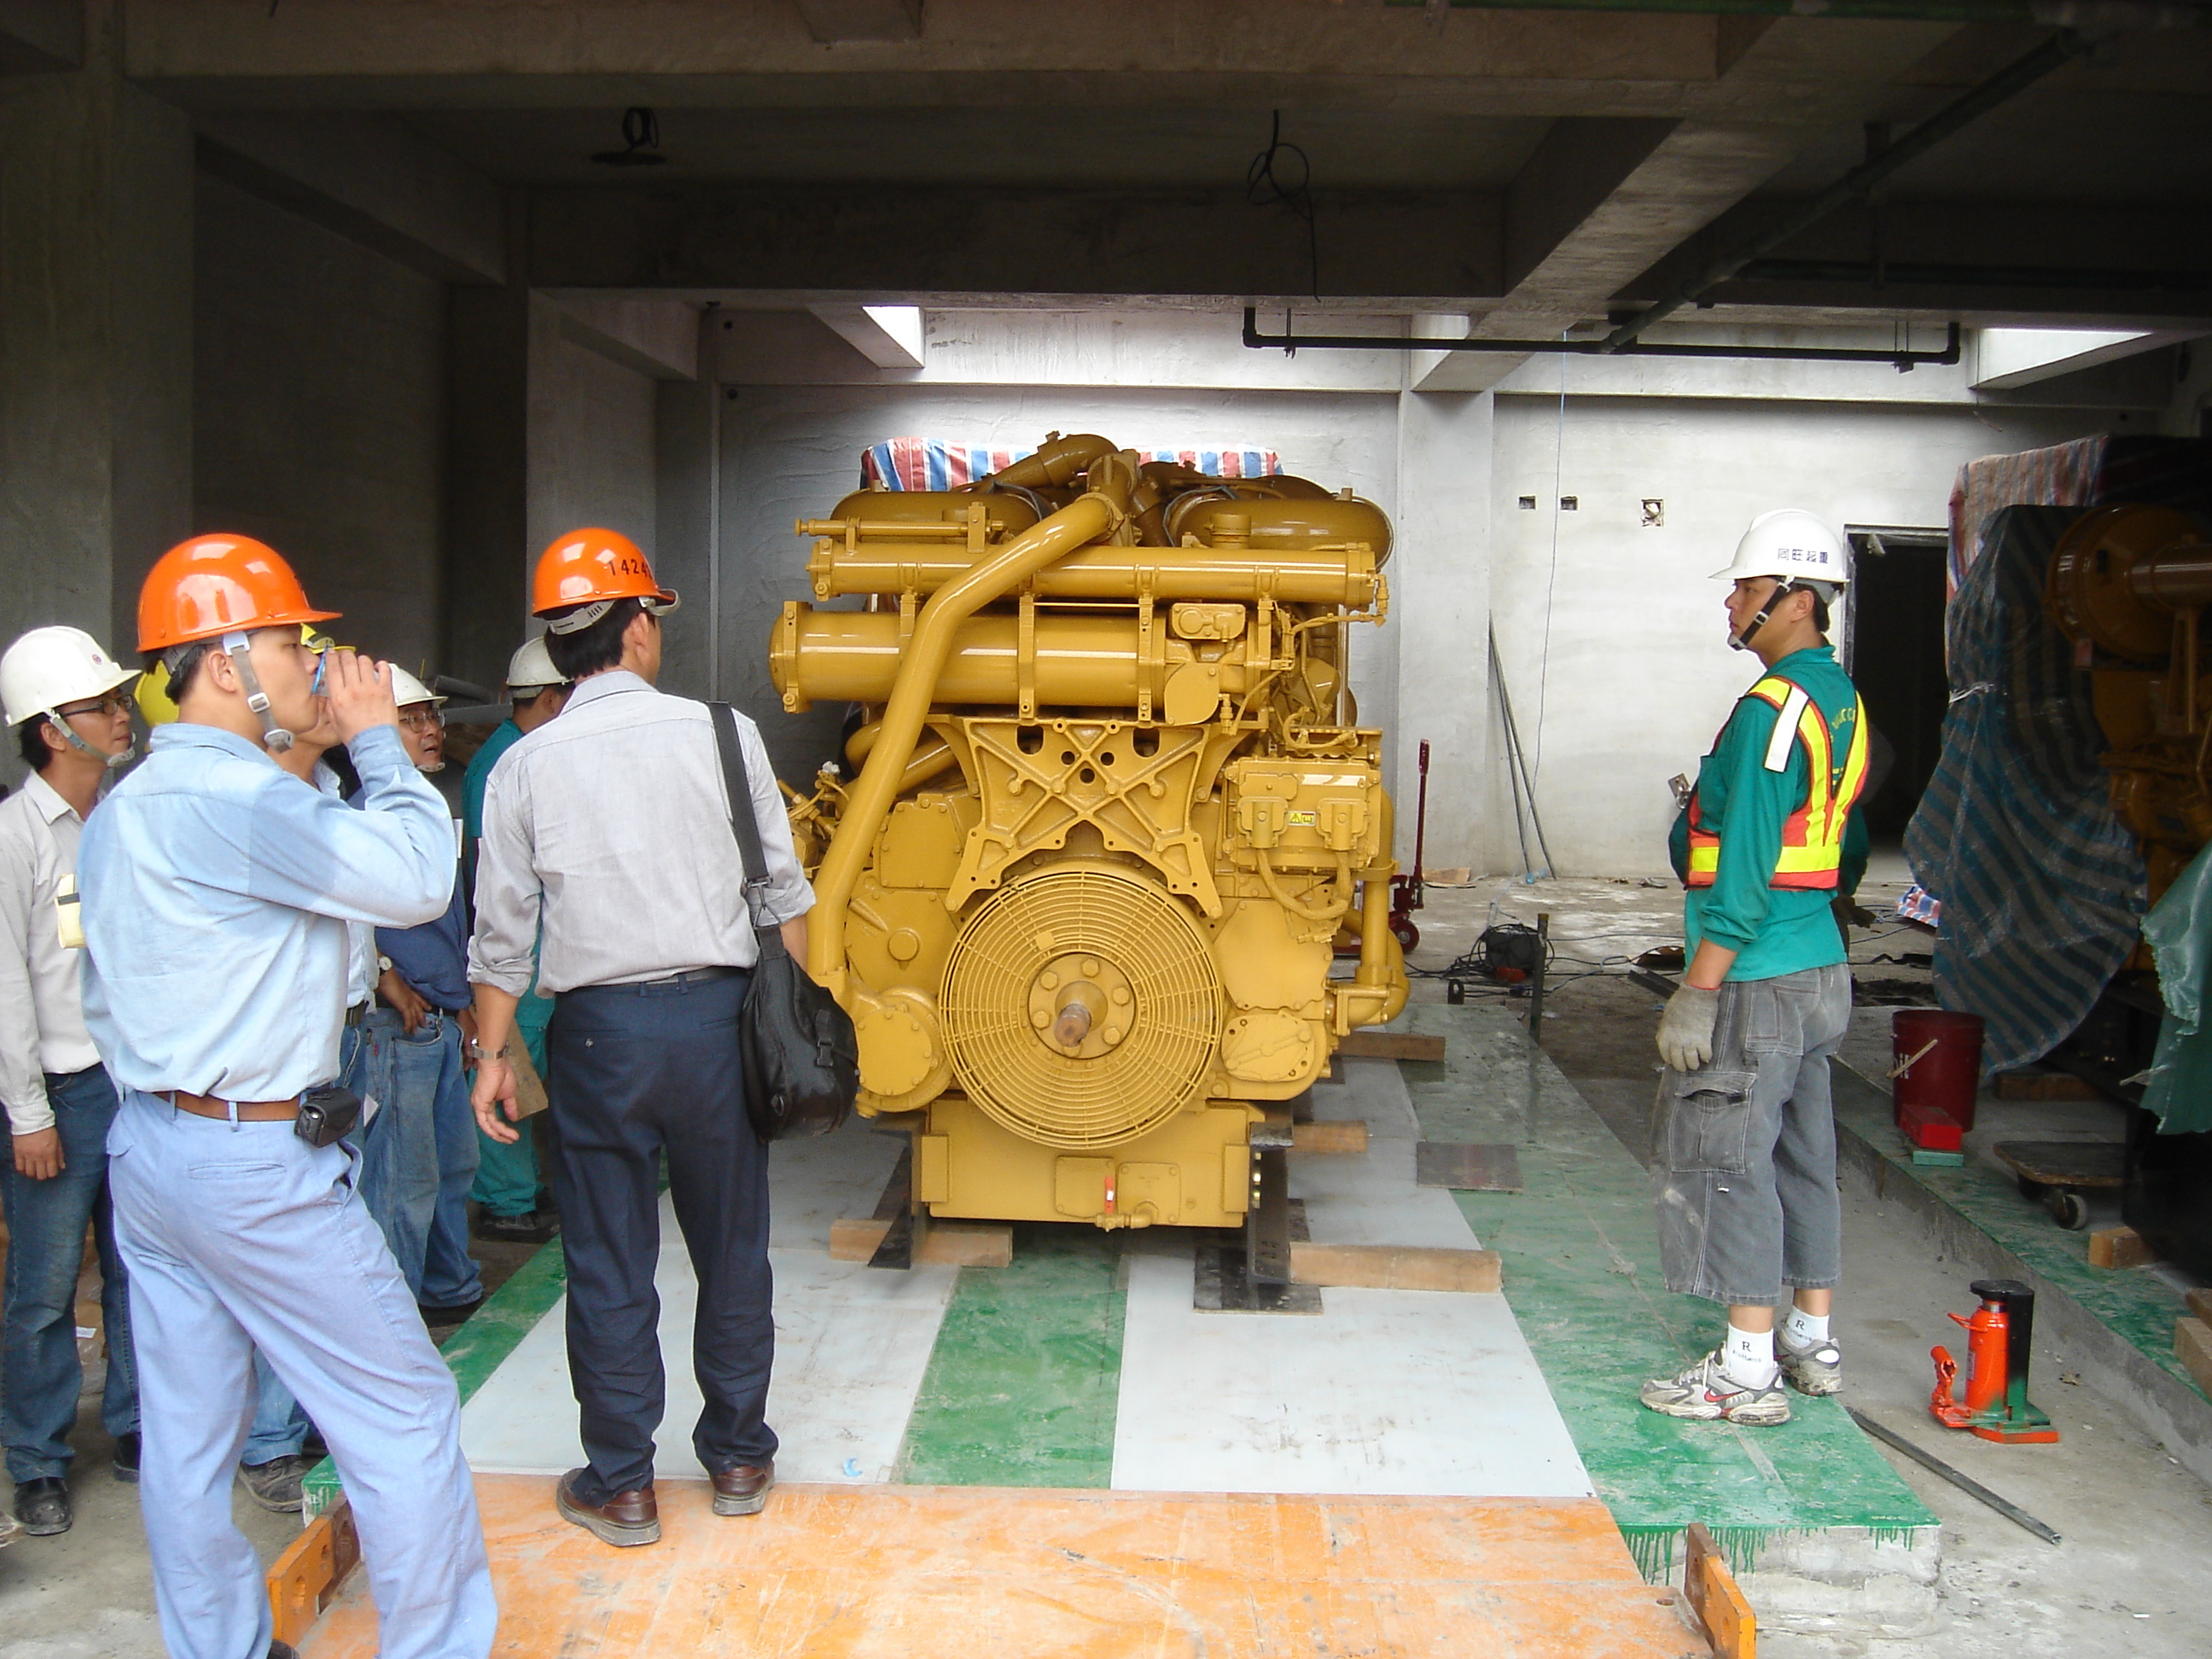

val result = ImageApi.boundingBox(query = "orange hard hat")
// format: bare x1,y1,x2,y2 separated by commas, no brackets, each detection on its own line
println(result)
137,534,340,654
532,528,679,633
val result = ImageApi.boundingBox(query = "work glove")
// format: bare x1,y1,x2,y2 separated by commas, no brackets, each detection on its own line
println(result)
1656,984,1720,1074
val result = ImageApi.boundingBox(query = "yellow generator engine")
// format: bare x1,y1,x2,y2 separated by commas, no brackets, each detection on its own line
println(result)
771,434,1408,1247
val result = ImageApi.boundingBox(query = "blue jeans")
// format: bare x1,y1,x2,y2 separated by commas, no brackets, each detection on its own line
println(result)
352,1007,434,1298
105,1090,494,1659
0,1065,138,1482
243,1016,386,1463
389,1010,481,1309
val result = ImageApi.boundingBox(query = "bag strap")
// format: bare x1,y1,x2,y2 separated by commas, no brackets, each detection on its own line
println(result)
708,702,777,940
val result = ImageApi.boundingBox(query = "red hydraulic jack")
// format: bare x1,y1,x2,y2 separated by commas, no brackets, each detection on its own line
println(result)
1930,1278,2059,1444
1389,740,1429,952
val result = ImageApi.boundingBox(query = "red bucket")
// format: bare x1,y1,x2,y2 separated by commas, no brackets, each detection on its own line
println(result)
1892,1009,1984,1136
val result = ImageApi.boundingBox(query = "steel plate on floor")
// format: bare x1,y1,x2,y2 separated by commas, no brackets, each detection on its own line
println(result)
1416,1142,1524,1192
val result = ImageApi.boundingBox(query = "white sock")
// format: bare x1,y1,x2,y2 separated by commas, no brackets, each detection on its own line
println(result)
1782,1307,1831,1352
1722,1324,1778,1387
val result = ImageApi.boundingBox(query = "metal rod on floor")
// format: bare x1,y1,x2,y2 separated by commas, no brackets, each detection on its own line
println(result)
1846,1407,2063,1545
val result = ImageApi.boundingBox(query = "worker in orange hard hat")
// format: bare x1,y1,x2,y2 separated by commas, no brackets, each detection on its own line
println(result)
80,533,496,1657
469,528,812,1546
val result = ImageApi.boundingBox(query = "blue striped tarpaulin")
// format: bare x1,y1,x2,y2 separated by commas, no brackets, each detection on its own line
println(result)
859,439,1280,491
1902,505,2146,1076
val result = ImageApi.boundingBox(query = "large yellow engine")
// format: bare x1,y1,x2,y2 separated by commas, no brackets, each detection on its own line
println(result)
771,434,1407,1241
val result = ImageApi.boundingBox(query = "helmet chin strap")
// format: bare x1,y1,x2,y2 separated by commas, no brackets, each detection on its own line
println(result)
45,715,134,771
1728,578,1802,654
220,631,295,752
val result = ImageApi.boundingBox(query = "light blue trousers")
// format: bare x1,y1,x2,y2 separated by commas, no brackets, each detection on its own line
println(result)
106,1091,496,1659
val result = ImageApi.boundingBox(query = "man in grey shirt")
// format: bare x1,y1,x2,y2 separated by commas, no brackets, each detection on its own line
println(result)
468,528,812,1549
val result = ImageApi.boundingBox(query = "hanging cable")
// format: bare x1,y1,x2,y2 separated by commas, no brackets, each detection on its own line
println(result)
1246,110,1321,302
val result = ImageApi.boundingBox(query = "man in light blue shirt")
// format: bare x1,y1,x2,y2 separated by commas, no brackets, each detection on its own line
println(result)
79,535,495,1659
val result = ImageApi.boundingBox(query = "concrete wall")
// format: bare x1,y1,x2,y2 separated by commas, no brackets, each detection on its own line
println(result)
1485,393,2109,876
525,303,660,568
195,176,445,672
712,381,1400,788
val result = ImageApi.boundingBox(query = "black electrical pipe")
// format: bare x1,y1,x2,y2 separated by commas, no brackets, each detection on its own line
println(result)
1602,29,2096,350
1243,308,1962,369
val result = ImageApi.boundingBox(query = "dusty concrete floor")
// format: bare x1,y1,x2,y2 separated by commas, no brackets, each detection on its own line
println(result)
9,868,2209,1655
1409,872,2212,1658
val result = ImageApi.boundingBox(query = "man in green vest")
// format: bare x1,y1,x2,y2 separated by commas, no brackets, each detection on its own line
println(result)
461,636,570,1243
1642,510,1871,1427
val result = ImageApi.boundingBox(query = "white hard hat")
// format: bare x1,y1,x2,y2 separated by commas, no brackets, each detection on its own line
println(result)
1711,509,1851,589
505,634,568,692
389,666,446,709
0,626,137,729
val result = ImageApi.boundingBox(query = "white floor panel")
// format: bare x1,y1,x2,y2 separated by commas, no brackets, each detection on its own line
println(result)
1293,1137,1483,1250
458,1185,956,1486
1308,1055,1423,1138
1109,1252,1592,1499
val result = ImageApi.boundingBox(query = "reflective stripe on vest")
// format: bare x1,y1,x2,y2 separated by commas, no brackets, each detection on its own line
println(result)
1685,673,1870,891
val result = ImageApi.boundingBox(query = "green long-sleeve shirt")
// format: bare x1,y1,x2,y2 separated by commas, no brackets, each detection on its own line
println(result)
1668,644,1869,983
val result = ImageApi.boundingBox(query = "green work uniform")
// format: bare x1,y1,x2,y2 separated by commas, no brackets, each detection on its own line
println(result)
463,718,547,1216
1668,645,1870,981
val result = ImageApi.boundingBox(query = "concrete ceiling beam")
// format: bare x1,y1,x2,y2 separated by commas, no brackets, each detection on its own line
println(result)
1415,17,1964,390
194,112,505,284
121,1,1718,96
524,183,1504,300
541,292,702,379
808,304,926,367
797,0,923,44
0,0,81,73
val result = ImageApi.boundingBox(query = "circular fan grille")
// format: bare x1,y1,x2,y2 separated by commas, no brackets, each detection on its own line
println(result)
941,864,1222,1150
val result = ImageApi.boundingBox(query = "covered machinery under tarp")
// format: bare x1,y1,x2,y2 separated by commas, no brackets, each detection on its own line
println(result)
1906,505,2147,1079
770,434,1406,1247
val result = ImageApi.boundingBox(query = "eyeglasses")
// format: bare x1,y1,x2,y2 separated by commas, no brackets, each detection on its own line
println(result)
55,692,132,721
398,709,445,734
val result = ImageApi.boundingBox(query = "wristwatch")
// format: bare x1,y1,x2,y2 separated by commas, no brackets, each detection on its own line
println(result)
465,1037,500,1063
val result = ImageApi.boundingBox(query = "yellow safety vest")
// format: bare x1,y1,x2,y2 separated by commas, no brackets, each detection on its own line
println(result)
1685,673,1870,892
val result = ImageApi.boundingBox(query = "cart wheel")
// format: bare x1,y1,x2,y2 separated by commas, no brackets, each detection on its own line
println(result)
2017,1175,2046,1202
2046,1188,2091,1231
1390,917,1420,952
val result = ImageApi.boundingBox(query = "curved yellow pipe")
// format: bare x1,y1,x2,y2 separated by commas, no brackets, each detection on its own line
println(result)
810,489,1122,992
969,434,1114,494
843,722,959,794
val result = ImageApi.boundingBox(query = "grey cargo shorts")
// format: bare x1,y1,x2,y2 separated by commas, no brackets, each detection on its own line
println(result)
1652,963,1852,1306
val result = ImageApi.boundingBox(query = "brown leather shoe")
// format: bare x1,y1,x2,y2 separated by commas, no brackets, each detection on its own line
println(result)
556,1469,661,1546
710,1460,775,1516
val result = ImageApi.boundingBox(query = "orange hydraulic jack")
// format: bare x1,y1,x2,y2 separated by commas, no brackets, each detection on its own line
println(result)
1930,1278,2059,1444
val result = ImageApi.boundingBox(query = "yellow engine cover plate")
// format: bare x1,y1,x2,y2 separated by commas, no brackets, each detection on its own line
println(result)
940,860,1221,1150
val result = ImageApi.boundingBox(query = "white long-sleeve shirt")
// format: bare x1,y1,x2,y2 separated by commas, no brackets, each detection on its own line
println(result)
0,774,103,1132
469,672,813,996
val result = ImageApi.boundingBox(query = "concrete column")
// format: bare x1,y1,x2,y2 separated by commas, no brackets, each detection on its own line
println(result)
1389,390,1494,873
0,53,193,671
441,282,533,690
654,312,719,703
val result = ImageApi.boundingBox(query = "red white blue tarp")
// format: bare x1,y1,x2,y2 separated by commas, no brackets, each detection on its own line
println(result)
861,439,1280,492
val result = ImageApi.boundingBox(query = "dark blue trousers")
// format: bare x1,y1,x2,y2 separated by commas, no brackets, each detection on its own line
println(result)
547,970,773,1502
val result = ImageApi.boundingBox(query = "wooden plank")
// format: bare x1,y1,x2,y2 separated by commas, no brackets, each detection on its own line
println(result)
2088,1225,2163,1270
830,1217,1012,1267
266,1493,358,1650
1684,1521,1756,1659
1993,1068,2101,1102
2176,1317,2212,1400
2187,1287,2212,1326
1288,1242,1502,1293
1338,1031,1447,1063
1292,1120,1369,1155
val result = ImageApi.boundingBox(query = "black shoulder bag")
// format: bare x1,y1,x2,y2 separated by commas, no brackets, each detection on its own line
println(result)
708,702,858,1141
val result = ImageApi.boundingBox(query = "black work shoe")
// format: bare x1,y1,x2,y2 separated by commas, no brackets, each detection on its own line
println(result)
418,1295,484,1327
236,1453,317,1512
112,1432,141,1484
474,1208,559,1244
14,1477,70,1535
270,1643,300,1659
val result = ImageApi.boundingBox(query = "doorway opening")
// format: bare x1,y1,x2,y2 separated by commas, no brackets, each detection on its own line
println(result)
1843,526,1950,842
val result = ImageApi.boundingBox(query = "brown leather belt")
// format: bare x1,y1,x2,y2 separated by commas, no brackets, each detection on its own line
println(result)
166,1091,298,1122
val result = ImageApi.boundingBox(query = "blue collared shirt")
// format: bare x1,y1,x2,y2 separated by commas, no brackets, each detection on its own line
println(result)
79,722,454,1102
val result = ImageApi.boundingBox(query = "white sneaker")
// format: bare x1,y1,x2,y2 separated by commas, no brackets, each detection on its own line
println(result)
1639,1349,1793,1425
1778,1333,1843,1396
